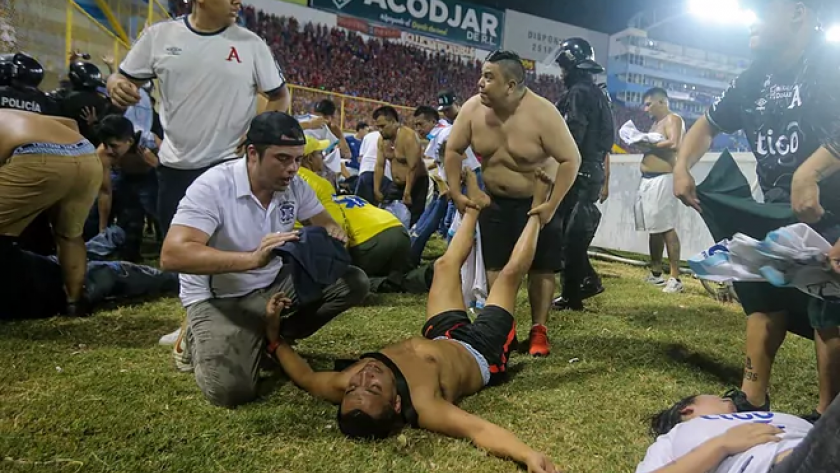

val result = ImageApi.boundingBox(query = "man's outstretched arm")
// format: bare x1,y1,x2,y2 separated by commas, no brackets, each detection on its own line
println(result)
418,400,556,472
269,341,347,404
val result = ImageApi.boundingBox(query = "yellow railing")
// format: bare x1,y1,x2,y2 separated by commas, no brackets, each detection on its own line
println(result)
1,0,163,91
288,85,414,132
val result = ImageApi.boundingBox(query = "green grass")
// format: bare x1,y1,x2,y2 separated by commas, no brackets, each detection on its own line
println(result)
0,238,819,473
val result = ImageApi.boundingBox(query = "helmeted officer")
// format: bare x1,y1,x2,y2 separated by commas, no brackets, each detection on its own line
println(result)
0,52,57,115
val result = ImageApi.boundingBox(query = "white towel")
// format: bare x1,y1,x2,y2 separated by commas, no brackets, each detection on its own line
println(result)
689,223,840,301
619,120,665,146
448,212,488,308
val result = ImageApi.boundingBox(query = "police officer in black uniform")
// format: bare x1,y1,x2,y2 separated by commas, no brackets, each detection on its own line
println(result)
52,60,115,146
674,0,840,422
551,37,615,311
0,52,57,115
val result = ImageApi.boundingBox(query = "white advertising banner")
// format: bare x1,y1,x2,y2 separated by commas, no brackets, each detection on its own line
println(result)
401,32,476,59
502,9,609,67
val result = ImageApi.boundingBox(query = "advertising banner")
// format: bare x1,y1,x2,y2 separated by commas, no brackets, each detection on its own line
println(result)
338,15,402,38
400,32,475,59
502,9,609,67
310,0,505,49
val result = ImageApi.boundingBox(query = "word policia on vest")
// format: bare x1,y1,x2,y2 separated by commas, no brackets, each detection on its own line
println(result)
316,0,504,48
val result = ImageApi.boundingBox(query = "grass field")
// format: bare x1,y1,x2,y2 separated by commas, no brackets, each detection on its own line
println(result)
0,238,821,473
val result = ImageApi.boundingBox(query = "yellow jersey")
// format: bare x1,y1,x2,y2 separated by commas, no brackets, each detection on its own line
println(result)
295,168,403,247
295,168,346,233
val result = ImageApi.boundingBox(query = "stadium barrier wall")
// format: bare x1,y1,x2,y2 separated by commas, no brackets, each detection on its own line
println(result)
287,84,414,131
592,152,761,260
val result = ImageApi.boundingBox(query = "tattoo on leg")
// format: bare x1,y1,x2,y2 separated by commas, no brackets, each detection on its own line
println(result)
744,371,759,382
745,356,753,370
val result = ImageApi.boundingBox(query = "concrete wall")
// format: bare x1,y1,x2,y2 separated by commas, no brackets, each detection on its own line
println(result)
593,153,761,259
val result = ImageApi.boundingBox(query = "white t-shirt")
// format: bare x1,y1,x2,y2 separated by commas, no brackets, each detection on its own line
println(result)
171,158,324,306
119,16,286,169
297,114,343,173
425,122,480,181
636,412,810,473
358,130,392,178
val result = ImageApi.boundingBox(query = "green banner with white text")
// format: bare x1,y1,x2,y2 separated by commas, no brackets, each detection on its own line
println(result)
309,0,504,49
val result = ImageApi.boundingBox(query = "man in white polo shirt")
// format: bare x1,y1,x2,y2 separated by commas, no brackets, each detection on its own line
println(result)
106,0,290,236
159,113,369,408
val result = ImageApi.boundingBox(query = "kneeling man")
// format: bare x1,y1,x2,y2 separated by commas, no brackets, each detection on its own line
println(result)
160,112,369,408
266,170,558,473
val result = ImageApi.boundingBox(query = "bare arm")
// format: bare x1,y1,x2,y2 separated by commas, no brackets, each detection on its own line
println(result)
418,401,542,466
444,99,475,196
159,225,257,274
675,115,717,173
97,150,113,233
373,138,387,201
653,115,686,151
400,129,423,198
269,342,347,403
541,105,582,211
262,86,291,114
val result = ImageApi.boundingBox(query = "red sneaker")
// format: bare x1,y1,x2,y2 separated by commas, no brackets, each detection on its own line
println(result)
528,325,550,357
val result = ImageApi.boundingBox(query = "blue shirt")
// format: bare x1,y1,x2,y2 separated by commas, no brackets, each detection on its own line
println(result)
346,135,362,169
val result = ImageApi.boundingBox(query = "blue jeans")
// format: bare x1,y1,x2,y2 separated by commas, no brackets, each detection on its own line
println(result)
410,194,450,266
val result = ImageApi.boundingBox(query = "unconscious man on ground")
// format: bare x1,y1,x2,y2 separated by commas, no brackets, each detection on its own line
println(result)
265,169,559,473
636,391,840,473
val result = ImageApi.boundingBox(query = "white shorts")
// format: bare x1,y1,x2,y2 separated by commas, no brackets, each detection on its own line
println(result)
635,173,678,234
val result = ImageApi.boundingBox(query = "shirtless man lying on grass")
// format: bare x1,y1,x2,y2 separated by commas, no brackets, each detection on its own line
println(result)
265,169,558,473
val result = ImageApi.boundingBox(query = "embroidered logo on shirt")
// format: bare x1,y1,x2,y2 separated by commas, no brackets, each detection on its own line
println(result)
165,46,182,56
226,46,242,63
277,202,296,224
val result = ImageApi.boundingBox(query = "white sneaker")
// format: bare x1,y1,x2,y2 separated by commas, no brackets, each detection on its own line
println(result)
173,326,194,373
662,278,684,294
644,273,666,286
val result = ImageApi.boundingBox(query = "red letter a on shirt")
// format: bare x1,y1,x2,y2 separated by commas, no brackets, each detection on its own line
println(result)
226,46,242,63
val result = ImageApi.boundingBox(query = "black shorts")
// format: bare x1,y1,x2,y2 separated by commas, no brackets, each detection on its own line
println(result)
479,194,563,272
421,306,516,383
735,282,840,334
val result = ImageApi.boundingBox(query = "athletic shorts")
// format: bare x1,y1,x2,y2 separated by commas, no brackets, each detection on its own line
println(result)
479,194,564,272
0,141,102,239
635,172,678,234
734,282,840,332
422,305,516,385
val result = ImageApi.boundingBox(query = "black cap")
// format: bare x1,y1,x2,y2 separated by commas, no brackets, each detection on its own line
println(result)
437,91,456,111
246,112,306,147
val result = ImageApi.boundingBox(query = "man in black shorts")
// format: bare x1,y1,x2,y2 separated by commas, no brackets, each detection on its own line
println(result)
265,170,559,473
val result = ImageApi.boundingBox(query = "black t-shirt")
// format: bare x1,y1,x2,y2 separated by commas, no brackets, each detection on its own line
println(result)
556,80,614,184
0,86,58,115
55,89,113,146
706,39,840,217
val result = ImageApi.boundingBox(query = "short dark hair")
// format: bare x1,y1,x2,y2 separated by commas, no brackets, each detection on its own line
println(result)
486,50,526,88
356,121,369,131
337,406,403,440
413,105,439,122
97,115,135,143
314,99,337,117
649,395,698,437
373,106,400,122
643,87,669,101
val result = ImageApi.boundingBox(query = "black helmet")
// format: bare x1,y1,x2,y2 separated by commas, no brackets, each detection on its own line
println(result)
554,38,604,74
68,61,105,90
0,52,45,88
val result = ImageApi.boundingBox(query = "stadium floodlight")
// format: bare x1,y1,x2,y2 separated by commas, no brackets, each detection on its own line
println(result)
688,0,756,26
828,25,840,43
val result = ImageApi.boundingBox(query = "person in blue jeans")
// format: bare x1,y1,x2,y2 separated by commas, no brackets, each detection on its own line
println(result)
85,115,159,261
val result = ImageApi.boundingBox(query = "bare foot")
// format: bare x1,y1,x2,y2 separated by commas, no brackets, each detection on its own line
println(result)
463,168,491,209
532,169,554,209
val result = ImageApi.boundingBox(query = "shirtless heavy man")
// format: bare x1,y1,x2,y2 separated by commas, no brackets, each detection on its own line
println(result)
372,105,429,227
636,87,686,294
0,110,103,316
266,170,558,473
444,50,582,357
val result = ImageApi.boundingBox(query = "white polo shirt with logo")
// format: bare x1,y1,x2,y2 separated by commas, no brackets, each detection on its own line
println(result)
171,158,324,307
119,16,286,169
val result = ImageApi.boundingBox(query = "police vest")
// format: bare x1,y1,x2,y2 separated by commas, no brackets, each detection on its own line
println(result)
0,86,49,114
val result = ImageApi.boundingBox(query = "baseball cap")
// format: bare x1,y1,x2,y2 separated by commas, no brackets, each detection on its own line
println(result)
246,112,306,147
304,135,331,155
437,91,456,111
